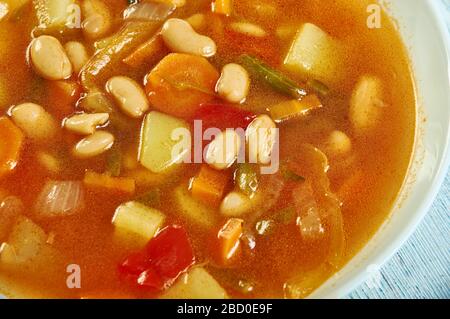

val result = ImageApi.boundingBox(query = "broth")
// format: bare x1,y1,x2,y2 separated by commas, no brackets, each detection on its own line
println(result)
0,0,415,298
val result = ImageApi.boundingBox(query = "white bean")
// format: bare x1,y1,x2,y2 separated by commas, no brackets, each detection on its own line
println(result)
350,75,384,132
161,18,216,57
205,130,242,170
229,22,267,37
326,130,352,155
220,192,252,217
64,113,109,135
82,0,112,40
246,115,277,165
29,35,72,80
10,103,57,141
106,76,149,118
73,131,114,158
216,63,250,104
64,41,89,74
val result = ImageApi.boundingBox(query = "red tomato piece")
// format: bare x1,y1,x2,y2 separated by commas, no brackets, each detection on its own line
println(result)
192,104,255,131
146,225,195,280
118,225,195,291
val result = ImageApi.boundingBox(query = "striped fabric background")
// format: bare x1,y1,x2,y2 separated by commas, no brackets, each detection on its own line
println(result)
348,0,450,299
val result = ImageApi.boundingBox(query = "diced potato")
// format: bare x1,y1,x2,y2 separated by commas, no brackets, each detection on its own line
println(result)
174,185,217,228
160,267,228,299
349,75,384,132
139,111,190,173
0,217,47,265
112,201,165,244
34,0,76,30
283,23,343,85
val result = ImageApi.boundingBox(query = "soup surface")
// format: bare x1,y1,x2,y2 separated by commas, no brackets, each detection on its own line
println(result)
0,0,415,298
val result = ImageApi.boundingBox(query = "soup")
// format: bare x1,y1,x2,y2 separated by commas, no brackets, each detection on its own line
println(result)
0,0,415,298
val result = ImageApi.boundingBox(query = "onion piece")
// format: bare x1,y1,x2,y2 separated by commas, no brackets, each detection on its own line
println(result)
293,181,325,241
34,181,85,217
123,2,175,22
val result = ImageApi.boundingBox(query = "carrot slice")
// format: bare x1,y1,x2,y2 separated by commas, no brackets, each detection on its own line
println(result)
212,0,233,16
218,218,243,262
0,117,24,178
83,170,135,195
123,35,168,68
191,165,230,207
145,53,219,118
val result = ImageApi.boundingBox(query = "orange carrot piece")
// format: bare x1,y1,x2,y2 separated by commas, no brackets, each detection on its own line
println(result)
145,53,219,118
0,117,24,178
212,0,233,16
218,218,243,261
83,170,136,195
191,165,230,207
46,80,81,120
122,35,168,68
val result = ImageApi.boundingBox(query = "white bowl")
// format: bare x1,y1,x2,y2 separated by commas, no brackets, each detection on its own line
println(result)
311,0,450,298
1,0,448,299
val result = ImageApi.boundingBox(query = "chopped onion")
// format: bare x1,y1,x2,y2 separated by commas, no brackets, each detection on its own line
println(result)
123,2,175,22
293,181,325,241
34,181,85,217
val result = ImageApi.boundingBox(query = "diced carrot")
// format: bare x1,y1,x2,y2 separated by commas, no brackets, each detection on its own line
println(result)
212,0,233,16
145,53,220,119
123,35,169,68
217,218,243,262
46,80,81,120
83,170,136,195
270,94,323,122
0,117,24,178
191,165,231,207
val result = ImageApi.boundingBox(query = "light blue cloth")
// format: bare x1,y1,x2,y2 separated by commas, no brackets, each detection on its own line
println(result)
348,0,450,299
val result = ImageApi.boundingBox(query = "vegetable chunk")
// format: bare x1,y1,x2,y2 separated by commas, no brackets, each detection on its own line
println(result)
112,201,165,243
161,267,228,299
349,75,384,132
139,111,190,173
283,23,343,85
0,117,24,178
145,53,220,118
191,165,231,207
34,0,76,30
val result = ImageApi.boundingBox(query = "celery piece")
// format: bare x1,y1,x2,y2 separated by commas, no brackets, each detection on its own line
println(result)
280,165,305,182
240,54,307,99
235,163,259,197
105,143,122,177
307,79,330,97
135,188,161,207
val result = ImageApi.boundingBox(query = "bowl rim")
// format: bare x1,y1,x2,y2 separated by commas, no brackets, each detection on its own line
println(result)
311,0,450,299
